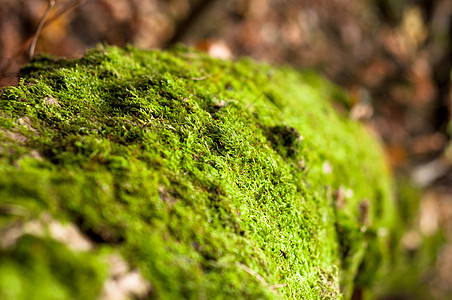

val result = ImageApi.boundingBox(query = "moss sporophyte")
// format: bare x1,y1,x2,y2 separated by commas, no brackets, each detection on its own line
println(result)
0,45,397,299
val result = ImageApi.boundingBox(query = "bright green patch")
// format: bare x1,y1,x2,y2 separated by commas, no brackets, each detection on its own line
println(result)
0,235,107,300
0,45,397,299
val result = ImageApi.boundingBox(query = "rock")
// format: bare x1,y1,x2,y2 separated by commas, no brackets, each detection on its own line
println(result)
0,45,398,299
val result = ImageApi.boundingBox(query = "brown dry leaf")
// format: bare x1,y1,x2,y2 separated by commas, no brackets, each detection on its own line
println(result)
385,144,407,167
401,6,428,53
412,159,449,187
195,39,232,59
419,191,440,236
410,133,447,155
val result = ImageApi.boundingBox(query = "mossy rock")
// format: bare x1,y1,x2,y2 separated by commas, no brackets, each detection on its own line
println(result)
0,45,398,299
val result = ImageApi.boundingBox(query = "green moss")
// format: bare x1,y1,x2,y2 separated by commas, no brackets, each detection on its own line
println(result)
370,178,448,300
0,235,107,300
0,45,398,299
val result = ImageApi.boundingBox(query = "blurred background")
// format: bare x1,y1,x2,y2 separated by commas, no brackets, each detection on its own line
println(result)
0,0,451,299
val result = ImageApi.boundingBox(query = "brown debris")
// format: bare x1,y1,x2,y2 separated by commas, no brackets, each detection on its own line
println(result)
101,254,152,300
44,96,60,106
0,214,93,251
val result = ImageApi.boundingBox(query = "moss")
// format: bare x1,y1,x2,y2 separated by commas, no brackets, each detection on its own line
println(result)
369,178,448,300
0,235,107,300
0,45,398,299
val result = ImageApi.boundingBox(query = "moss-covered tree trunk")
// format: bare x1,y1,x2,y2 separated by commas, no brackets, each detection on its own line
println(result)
0,45,397,299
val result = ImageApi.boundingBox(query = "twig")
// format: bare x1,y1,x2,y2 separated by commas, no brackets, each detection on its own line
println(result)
181,75,210,81
235,262,268,286
1,0,88,82
269,283,287,292
188,75,209,81
29,0,56,61
269,283,287,288
45,0,88,25
235,262,287,294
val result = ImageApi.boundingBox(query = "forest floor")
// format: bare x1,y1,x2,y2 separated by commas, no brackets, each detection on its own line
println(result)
0,0,451,299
